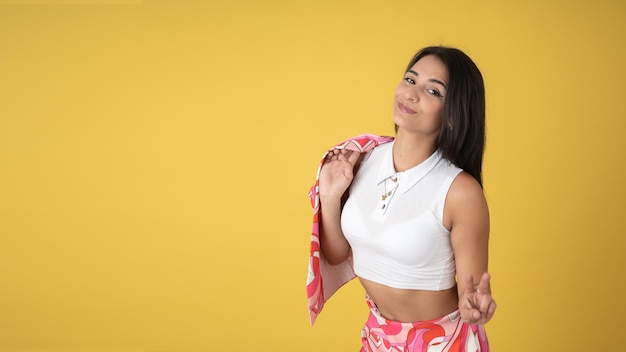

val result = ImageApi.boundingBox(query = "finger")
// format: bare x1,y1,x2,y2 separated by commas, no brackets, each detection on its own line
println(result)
483,300,495,320
487,300,497,319
477,272,491,295
347,150,360,164
461,307,480,324
464,295,479,313
476,301,496,325
338,149,349,160
478,294,492,314
459,306,473,322
473,310,481,321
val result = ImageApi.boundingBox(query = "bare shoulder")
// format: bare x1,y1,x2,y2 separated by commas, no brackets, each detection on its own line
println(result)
448,172,486,205
445,171,489,229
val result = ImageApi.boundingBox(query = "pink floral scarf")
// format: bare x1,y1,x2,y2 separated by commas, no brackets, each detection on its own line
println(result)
306,134,394,325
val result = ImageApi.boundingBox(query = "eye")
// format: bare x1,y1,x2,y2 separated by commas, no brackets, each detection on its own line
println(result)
404,77,415,85
427,88,443,97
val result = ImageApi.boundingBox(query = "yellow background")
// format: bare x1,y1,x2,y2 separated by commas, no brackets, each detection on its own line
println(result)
1,0,624,351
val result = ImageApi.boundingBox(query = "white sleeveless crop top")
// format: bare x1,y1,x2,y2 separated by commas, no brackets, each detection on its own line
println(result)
341,142,462,290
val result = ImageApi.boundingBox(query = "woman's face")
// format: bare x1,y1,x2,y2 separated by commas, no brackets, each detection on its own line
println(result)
393,55,448,137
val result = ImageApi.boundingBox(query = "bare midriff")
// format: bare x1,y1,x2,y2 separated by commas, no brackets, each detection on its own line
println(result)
359,277,459,322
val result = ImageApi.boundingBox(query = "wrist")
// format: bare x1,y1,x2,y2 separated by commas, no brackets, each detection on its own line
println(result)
319,193,343,203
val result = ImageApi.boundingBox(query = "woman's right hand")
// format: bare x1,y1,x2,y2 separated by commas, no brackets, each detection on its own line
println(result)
318,148,361,200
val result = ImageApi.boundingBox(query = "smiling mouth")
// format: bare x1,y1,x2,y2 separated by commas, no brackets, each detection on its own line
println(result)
398,102,416,114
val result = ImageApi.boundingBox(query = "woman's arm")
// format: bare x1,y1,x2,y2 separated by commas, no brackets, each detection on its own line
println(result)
318,149,361,265
447,172,497,324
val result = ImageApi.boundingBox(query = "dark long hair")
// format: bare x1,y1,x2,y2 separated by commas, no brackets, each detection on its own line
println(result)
400,46,486,187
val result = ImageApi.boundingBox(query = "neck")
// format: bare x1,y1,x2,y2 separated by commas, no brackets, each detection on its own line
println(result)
392,130,437,172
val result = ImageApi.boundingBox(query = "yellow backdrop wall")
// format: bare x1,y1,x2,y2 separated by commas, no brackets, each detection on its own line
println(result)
1,0,624,351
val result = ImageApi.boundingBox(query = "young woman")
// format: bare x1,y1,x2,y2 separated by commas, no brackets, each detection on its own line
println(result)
310,46,496,351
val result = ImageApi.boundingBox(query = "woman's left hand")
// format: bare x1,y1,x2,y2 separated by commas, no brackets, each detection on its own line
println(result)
459,272,497,325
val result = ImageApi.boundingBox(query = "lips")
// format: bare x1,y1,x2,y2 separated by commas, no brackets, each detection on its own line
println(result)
398,102,416,114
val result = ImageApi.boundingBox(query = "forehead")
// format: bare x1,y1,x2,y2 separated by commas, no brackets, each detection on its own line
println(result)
409,55,448,81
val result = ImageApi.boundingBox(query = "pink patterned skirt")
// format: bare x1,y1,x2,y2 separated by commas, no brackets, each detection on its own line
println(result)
361,296,489,352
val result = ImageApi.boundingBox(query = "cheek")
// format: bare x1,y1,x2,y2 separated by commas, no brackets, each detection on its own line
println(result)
394,83,407,97
393,88,401,101
392,90,401,107
437,103,445,117
435,108,445,127
432,100,445,117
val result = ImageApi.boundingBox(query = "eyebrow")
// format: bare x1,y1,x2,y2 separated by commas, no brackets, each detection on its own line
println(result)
407,69,448,90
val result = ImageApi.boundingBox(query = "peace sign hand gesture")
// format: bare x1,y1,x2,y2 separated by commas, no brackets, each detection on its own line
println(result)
460,273,497,325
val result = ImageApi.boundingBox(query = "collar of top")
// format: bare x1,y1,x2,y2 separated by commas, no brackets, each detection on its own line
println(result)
375,141,443,194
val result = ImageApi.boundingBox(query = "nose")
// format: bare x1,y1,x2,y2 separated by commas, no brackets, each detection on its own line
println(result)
404,86,419,102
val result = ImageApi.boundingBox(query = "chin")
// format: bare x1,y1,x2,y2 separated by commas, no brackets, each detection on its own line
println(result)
393,115,406,128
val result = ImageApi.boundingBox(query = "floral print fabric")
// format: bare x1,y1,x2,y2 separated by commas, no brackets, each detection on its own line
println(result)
306,134,394,325
362,295,489,352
